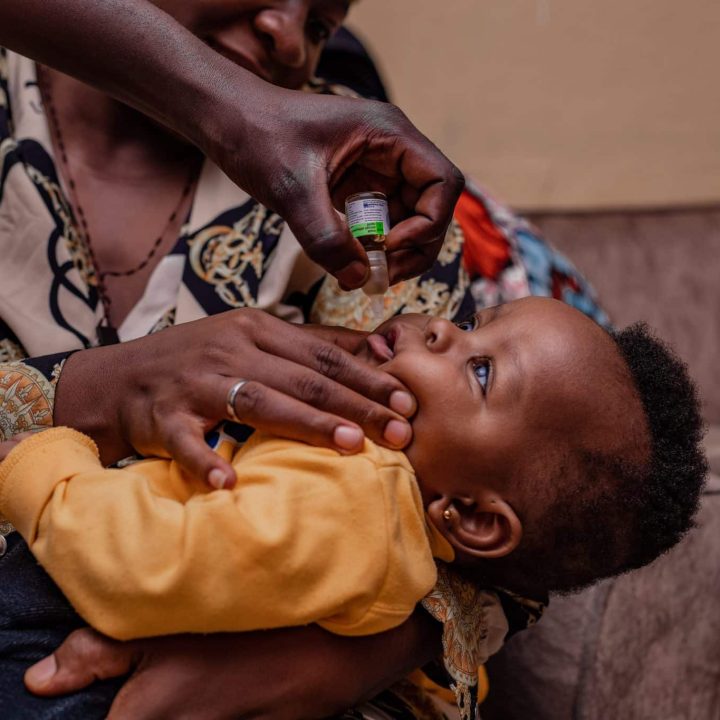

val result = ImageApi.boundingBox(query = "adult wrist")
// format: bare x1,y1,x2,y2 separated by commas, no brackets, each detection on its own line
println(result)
186,59,280,183
53,344,133,463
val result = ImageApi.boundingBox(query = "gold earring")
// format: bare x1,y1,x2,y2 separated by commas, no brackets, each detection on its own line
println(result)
443,507,453,523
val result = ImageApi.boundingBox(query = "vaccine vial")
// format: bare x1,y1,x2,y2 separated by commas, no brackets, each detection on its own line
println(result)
344,191,390,320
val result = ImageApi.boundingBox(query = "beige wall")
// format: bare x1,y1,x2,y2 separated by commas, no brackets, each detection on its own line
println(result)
349,1,720,211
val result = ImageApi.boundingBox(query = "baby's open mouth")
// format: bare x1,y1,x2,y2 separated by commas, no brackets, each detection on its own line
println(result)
367,333,395,362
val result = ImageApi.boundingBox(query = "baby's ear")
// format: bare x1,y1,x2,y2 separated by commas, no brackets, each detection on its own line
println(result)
428,494,522,559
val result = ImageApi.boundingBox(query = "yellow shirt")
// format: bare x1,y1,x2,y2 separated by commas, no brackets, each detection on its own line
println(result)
0,428,454,641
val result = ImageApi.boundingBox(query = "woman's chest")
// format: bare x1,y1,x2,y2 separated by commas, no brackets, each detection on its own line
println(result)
66,163,197,327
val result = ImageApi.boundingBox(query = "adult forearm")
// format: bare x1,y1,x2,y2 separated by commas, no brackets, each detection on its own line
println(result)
0,0,258,151
25,609,444,719
344,607,443,706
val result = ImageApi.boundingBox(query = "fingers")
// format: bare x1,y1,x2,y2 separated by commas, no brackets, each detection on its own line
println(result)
224,375,412,451
350,108,463,282
161,417,238,490
253,329,417,445
227,380,366,452
384,172,463,282
409,157,465,227
256,356,415,443
394,125,465,228
25,628,136,697
386,236,445,285
256,326,410,410
145,324,417,486
283,180,369,290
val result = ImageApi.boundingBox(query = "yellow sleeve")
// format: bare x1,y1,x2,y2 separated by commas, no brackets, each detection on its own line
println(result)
316,460,440,637
0,429,437,640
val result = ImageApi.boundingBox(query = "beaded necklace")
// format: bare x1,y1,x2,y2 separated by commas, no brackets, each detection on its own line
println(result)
38,66,200,345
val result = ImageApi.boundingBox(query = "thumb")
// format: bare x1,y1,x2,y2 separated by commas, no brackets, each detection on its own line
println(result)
284,183,369,290
25,628,136,697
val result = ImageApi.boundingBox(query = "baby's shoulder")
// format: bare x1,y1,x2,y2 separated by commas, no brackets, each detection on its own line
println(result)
239,432,413,473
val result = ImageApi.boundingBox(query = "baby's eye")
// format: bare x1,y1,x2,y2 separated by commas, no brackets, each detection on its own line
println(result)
473,359,491,393
455,315,478,332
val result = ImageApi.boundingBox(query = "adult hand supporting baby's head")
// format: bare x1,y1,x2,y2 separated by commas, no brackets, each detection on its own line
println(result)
53,309,416,491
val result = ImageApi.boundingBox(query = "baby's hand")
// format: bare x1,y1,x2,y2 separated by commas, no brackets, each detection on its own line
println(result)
0,432,36,462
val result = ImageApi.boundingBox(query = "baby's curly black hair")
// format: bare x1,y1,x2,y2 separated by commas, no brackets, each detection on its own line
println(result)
542,322,707,593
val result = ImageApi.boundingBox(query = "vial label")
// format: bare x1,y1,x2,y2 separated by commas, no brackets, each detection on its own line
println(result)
346,197,390,239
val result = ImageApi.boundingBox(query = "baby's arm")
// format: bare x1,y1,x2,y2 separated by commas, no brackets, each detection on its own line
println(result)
0,429,436,640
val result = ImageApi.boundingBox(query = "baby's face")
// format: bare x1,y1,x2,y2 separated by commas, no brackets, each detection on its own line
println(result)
358,297,635,507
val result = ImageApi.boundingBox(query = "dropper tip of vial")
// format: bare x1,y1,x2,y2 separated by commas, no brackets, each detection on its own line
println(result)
370,295,385,323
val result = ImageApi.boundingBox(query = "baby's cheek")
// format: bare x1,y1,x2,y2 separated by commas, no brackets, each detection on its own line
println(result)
398,356,448,397
406,405,459,469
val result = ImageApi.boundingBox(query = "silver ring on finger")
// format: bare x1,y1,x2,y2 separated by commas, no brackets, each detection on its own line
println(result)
226,380,248,423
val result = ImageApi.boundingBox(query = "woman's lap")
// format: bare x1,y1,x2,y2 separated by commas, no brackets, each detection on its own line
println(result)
0,533,124,719
0,535,441,720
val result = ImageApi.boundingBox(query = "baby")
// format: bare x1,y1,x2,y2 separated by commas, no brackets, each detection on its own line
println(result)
0,298,706,658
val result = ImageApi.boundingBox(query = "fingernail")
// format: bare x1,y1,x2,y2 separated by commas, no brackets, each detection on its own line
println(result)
27,655,57,687
384,419,411,447
390,390,416,417
208,468,227,490
334,425,364,451
337,261,369,290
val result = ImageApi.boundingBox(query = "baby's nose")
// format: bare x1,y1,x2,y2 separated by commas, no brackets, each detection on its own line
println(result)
424,317,456,353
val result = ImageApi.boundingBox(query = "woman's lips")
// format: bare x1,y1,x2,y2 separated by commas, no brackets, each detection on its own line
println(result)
366,333,394,362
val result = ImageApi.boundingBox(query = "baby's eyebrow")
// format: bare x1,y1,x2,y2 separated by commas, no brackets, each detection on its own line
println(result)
504,343,524,403
477,304,506,327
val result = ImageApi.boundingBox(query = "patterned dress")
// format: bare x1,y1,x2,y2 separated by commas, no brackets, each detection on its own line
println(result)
0,48,607,719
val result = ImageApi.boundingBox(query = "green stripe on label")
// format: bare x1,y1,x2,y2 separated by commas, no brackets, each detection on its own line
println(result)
350,222,385,238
